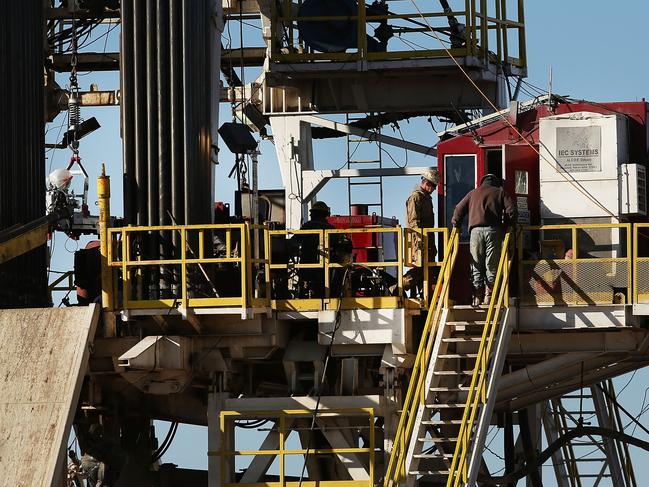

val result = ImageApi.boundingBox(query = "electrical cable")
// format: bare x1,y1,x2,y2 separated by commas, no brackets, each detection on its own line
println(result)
151,421,179,463
406,0,621,222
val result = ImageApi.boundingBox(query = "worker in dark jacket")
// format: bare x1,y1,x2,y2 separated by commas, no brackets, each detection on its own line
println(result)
296,201,351,297
451,174,517,306
403,168,440,295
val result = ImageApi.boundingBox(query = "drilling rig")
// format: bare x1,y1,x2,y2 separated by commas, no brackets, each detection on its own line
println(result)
1,1,648,487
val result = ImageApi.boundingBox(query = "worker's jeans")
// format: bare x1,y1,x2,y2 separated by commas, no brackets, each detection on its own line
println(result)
469,226,503,290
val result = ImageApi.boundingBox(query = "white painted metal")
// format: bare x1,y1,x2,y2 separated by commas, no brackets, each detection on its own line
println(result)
619,163,647,215
318,308,409,354
466,309,514,486
539,112,629,219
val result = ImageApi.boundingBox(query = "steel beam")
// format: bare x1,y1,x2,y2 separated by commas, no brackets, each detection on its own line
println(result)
50,52,119,72
47,7,120,20
302,115,437,157
224,395,384,414
541,402,571,487
591,385,625,486
302,167,433,203
222,47,266,66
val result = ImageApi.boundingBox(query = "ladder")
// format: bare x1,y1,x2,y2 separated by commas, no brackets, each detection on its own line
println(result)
346,113,384,221
545,380,637,487
384,229,515,487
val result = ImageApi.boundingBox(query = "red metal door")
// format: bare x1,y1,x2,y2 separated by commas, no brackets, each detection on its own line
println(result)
503,144,540,228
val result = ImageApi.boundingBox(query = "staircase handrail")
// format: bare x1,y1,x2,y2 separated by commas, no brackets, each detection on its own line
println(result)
384,227,460,486
446,228,515,487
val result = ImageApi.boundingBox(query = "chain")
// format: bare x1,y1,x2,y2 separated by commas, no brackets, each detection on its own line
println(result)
68,18,81,155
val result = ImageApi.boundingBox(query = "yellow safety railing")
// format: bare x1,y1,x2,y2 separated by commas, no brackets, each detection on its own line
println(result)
405,227,449,303
446,228,513,487
269,0,526,68
383,228,459,487
633,223,649,305
265,226,406,311
519,224,631,306
107,224,250,310
217,408,375,487
266,228,328,311
325,227,403,310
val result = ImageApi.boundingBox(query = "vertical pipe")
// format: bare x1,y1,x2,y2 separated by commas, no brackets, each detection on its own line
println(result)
170,0,184,230
157,0,171,295
121,0,136,223
210,0,223,217
157,0,171,227
98,165,113,310
182,0,193,224
145,0,159,297
133,0,148,226
0,0,47,307
146,0,159,228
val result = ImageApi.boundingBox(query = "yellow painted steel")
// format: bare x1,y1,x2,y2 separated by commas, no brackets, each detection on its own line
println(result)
216,408,375,487
107,223,251,310
634,223,649,304
446,229,514,487
269,0,526,68
97,165,113,310
0,221,49,265
383,228,459,487
518,223,631,306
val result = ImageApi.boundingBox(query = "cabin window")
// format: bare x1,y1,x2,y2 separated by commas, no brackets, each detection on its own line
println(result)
515,169,528,195
444,154,476,240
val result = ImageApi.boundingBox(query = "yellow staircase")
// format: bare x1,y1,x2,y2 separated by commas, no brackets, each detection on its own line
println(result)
384,229,515,487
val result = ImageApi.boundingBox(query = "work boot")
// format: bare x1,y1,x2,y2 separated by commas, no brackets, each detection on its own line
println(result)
472,286,484,307
483,284,494,305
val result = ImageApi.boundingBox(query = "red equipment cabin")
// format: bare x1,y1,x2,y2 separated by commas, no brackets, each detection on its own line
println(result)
437,98,649,303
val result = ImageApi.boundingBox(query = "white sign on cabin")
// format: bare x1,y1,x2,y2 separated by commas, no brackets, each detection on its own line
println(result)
555,125,602,172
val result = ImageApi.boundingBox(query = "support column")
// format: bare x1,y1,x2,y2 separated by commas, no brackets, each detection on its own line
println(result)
207,389,228,487
269,116,314,229
541,402,570,487
591,385,625,486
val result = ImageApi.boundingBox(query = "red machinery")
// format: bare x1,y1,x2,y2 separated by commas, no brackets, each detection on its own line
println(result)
328,204,399,263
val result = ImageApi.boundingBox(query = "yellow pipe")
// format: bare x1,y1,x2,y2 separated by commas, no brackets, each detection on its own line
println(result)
97,164,113,310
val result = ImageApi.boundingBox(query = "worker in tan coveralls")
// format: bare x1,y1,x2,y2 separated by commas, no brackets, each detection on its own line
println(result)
403,168,440,295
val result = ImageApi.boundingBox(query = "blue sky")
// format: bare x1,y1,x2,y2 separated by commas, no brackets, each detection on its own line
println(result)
49,1,649,482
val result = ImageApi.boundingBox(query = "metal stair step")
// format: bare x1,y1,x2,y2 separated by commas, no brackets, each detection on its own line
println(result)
422,419,464,425
430,386,471,392
425,403,466,409
448,321,486,327
438,354,479,359
414,453,455,459
433,370,474,376
443,337,485,342
418,437,458,443
408,470,451,476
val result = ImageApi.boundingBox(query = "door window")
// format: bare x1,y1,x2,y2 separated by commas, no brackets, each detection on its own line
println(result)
514,169,528,195
444,155,476,240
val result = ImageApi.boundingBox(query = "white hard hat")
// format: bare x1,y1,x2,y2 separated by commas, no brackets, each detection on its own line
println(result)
422,168,440,185
49,168,73,190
